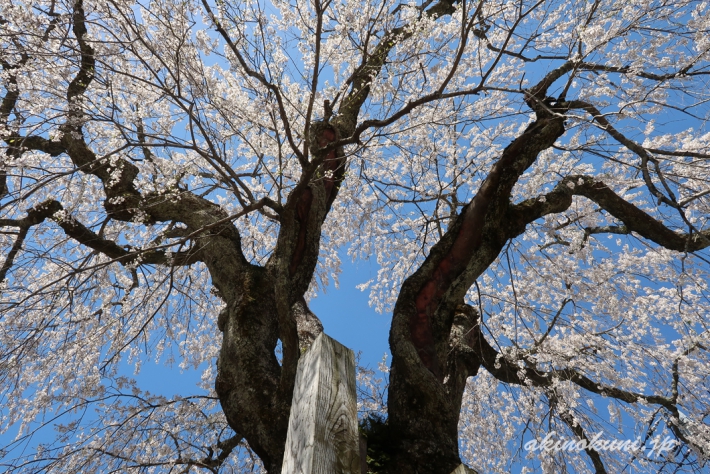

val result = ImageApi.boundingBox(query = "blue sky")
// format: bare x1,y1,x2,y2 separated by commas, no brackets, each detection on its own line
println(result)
311,255,391,370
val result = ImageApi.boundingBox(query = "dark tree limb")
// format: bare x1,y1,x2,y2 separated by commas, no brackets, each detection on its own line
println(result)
0,199,201,284
0,200,63,281
387,63,570,474
193,433,244,471
508,176,710,252
0,225,29,283
563,100,683,211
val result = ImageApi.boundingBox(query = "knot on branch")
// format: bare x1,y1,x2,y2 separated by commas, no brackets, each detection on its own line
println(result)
307,120,338,157
557,175,599,194
26,199,63,225
292,298,323,353
448,303,482,377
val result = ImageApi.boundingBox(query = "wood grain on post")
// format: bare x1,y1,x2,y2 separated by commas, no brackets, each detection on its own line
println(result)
282,333,361,474
450,463,480,474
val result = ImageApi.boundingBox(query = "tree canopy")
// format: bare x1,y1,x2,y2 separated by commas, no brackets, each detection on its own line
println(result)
1,0,710,472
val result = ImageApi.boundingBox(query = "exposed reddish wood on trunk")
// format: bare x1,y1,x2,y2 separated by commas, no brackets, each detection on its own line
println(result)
411,192,494,378
288,125,342,277
410,127,531,377
289,187,313,277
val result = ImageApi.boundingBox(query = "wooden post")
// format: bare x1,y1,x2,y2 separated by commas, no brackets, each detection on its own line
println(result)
282,333,361,474
450,463,479,474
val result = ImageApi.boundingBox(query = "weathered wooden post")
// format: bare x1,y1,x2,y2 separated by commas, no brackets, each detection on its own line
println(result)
281,332,480,474
451,463,479,474
282,333,361,474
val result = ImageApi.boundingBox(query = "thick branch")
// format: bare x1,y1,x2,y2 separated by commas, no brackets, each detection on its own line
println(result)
577,61,710,82
53,209,200,266
466,311,675,410
509,176,710,252
564,100,680,209
67,0,94,102
194,434,244,470
0,226,28,282
0,200,62,281
386,70,567,473
395,114,565,378
270,0,472,305
0,199,200,278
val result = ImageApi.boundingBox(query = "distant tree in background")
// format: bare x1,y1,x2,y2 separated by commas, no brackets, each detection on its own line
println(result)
2,0,710,472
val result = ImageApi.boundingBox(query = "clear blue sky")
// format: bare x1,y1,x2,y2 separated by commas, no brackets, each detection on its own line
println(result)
310,255,391,370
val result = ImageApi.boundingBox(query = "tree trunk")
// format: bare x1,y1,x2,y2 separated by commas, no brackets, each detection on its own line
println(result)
215,265,291,472
388,302,482,474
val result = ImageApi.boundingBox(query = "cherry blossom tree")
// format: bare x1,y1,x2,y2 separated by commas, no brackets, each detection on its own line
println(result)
2,0,710,472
